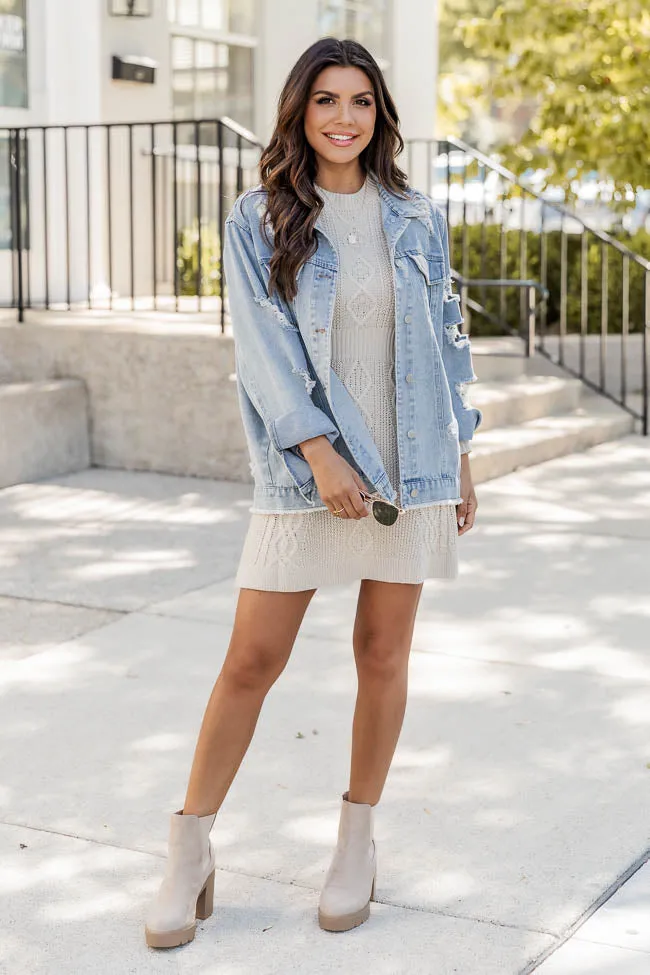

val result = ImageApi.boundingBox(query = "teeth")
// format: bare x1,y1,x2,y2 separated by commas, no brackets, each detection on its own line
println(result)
327,134,355,142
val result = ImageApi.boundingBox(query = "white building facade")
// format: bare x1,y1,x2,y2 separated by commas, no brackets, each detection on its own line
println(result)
0,0,439,309
1,0,438,141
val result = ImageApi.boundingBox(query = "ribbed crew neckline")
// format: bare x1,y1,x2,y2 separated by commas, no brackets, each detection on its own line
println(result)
316,173,374,201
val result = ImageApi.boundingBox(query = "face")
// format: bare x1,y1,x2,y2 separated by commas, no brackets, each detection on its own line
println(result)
304,65,377,172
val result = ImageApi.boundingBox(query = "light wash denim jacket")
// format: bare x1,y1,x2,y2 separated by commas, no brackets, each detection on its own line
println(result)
223,173,483,514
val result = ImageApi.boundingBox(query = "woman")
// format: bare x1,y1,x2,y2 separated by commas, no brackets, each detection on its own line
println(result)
145,36,481,949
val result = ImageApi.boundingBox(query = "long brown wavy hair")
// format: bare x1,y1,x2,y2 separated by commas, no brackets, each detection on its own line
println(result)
258,37,410,304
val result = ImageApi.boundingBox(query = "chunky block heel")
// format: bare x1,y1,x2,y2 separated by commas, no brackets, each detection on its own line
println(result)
195,869,215,920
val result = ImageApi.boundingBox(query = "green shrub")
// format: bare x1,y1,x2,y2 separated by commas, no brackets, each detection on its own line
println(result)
173,217,649,331
449,223,649,337
176,220,222,297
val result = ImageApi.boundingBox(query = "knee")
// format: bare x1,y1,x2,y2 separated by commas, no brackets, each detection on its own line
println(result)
221,641,287,694
353,632,408,684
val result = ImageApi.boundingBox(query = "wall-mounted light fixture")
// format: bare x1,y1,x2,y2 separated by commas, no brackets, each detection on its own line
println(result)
108,0,152,16
112,54,157,83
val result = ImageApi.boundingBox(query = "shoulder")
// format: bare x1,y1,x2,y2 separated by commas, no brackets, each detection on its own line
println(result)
227,184,269,234
409,187,447,233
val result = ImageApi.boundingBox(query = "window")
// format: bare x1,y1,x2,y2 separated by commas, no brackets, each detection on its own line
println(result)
168,0,256,35
0,0,27,108
171,35,254,131
0,133,29,251
318,0,390,62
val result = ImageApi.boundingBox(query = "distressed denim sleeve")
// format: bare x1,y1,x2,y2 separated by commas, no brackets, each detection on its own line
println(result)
434,206,483,444
223,216,340,456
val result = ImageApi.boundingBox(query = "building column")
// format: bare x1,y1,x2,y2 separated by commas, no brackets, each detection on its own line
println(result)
255,0,319,144
389,0,439,192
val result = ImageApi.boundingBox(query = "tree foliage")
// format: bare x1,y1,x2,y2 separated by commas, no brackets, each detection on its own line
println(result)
456,0,650,195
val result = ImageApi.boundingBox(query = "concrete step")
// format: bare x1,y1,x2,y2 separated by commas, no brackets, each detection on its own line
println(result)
469,393,635,484
0,379,90,488
471,352,526,382
471,374,583,431
469,336,526,382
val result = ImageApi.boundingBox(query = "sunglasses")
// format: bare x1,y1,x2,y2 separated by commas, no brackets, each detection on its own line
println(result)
359,490,403,527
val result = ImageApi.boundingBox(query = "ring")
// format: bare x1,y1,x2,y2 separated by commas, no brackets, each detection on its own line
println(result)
331,507,345,515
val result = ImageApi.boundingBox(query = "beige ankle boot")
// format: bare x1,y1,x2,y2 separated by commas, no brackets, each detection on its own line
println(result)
145,808,217,948
318,791,377,932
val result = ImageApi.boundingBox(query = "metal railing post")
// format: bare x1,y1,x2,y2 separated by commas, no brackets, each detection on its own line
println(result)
642,270,650,437
12,129,25,322
527,284,536,358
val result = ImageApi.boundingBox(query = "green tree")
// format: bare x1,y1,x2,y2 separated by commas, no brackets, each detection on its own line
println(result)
437,0,500,135
457,0,650,198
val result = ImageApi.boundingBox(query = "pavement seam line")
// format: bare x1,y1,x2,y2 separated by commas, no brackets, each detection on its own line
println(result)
0,818,554,937
519,844,650,975
572,936,650,955
0,592,129,615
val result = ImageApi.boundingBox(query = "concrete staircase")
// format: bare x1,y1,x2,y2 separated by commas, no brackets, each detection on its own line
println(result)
0,379,90,488
468,337,636,484
0,326,637,491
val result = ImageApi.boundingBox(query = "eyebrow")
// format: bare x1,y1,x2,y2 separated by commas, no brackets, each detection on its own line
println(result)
312,89,374,98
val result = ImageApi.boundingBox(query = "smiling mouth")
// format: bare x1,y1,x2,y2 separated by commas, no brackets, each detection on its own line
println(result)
324,133,358,146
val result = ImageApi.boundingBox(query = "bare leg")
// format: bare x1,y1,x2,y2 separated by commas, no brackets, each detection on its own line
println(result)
183,586,317,817
348,579,424,806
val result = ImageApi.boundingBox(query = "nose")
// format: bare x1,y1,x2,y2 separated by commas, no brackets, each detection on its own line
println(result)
336,100,354,124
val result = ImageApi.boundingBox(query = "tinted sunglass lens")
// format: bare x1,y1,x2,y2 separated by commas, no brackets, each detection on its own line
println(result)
372,501,399,526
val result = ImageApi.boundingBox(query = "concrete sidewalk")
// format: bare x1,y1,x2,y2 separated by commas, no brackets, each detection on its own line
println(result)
1,434,649,974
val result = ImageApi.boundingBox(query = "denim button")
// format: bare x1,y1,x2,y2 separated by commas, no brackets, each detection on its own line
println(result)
405,373,414,383
410,488,418,497
404,314,412,323
407,429,416,438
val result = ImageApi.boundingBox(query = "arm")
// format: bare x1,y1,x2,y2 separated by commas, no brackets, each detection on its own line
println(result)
224,213,340,463
433,206,483,445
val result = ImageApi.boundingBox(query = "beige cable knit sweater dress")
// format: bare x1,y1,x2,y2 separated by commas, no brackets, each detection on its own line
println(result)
235,174,469,592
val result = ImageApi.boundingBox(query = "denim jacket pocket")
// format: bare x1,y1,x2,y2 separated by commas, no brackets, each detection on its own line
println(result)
407,251,445,286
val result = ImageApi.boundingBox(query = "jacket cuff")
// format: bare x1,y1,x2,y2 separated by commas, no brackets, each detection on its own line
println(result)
271,408,340,453
459,440,472,454
457,405,483,442
443,292,464,328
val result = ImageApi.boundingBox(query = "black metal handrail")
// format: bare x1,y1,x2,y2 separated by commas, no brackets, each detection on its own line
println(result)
453,274,549,358
405,136,650,435
5,119,648,434
5,115,262,331
447,136,650,270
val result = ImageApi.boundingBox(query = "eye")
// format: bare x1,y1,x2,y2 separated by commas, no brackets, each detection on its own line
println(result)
314,97,373,107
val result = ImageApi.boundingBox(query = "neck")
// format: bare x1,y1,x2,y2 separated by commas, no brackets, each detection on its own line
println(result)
315,160,366,194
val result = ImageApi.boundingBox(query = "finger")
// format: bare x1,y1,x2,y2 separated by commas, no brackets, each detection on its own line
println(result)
464,500,477,530
458,500,475,534
333,497,351,519
325,498,344,517
341,494,362,519
352,471,369,494
456,500,468,528
348,488,369,518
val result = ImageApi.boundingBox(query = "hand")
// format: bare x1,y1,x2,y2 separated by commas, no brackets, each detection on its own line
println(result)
298,437,370,519
456,454,477,535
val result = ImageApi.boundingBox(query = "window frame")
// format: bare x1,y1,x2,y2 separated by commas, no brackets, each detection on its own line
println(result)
0,0,28,110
